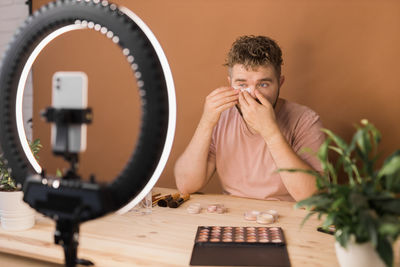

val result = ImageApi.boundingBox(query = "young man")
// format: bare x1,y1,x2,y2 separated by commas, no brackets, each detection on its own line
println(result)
174,35,325,202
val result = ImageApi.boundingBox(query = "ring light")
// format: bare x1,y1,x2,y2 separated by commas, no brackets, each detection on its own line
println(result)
0,1,176,265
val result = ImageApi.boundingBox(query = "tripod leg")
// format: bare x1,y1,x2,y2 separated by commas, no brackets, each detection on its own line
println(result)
55,220,94,267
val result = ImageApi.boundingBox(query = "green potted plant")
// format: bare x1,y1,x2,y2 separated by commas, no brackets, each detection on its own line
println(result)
0,139,42,230
280,119,400,267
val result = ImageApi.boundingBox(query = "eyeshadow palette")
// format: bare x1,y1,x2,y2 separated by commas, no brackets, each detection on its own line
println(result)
190,226,290,266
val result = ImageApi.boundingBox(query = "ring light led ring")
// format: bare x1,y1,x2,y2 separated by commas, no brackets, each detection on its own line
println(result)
0,0,176,217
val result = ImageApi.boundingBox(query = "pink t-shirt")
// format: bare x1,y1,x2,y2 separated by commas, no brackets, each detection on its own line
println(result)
209,98,325,201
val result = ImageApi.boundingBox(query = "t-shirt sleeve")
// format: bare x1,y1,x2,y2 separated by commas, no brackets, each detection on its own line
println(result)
292,110,325,173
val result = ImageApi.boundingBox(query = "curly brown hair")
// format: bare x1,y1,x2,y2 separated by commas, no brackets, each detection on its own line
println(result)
224,35,283,78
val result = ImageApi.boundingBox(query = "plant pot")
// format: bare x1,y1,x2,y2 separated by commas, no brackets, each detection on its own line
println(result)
0,190,35,231
335,239,385,267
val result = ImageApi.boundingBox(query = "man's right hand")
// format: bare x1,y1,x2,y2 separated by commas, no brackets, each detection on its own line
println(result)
200,87,239,127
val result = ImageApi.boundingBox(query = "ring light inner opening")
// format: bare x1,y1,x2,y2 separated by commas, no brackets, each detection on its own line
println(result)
21,26,142,185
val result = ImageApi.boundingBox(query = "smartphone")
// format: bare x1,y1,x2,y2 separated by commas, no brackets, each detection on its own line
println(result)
51,71,88,153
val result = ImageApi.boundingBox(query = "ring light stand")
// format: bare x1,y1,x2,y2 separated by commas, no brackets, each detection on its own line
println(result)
0,1,176,266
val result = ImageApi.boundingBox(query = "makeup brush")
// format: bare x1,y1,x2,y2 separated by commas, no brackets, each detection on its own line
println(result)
157,193,180,207
168,194,190,208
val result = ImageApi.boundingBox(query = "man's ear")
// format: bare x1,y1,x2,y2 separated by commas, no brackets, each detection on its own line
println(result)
227,75,231,85
279,75,285,87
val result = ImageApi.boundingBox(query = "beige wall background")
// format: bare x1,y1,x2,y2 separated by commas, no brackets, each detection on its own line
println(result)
32,0,400,192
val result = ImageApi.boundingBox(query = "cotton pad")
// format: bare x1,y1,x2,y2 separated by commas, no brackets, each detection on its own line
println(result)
233,86,251,93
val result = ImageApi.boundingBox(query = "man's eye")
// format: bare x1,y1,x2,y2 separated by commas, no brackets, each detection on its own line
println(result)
238,84,247,87
259,83,269,88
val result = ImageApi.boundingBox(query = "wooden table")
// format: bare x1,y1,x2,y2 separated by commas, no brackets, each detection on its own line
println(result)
0,188,398,266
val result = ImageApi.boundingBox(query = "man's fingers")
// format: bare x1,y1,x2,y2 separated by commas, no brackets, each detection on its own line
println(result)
208,87,235,97
238,92,248,106
216,101,237,113
210,90,239,103
212,95,238,107
254,90,269,106
242,91,258,105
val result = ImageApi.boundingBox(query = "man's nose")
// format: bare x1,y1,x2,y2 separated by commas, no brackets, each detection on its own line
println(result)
248,87,256,97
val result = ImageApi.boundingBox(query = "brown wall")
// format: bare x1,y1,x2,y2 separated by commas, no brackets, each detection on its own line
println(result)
32,0,400,192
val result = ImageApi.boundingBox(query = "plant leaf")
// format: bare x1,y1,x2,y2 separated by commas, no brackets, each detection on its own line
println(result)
0,138,42,189
379,222,400,238
378,150,400,178
328,145,358,184
376,236,393,267
277,168,321,178
335,227,350,248
323,213,336,229
295,193,333,211
321,129,348,151
371,199,400,216
56,169,63,178
331,196,345,210
299,211,317,228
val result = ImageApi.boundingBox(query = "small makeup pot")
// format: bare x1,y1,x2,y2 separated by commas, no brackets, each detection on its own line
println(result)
256,212,275,224
244,210,260,221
